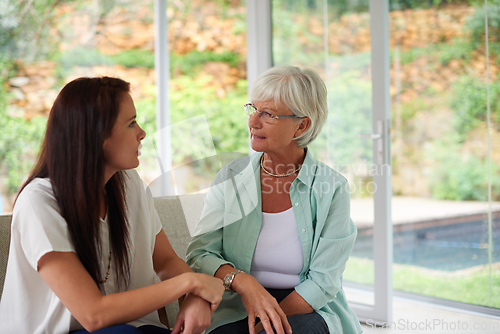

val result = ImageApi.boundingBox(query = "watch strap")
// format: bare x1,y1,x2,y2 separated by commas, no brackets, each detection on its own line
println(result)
223,270,243,292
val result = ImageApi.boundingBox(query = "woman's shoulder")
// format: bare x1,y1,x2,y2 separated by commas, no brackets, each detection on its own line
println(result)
315,160,347,181
223,153,255,172
213,153,256,181
15,178,56,208
12,178,66,231
121,169,146,192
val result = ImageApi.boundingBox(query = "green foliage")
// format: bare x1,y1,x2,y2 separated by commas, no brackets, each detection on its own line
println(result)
437,39,473,65
133,95,160,175
395,45,429,65
170,51,241,76
397,98,426,122
312,53,373,168
465,0,500,47
450,76,500,136
0,72,249,197
272,1,325,66
210,0,244,19
111,49,155,69
0,82,47,195
393,262,500,308
272,0,457,16
54,48,114,68
55,48,241,76
428,135,500,201
53,48,155,71
290,0,476,16
0,51,47,197
345,257,500,308
431,154,499,201
390,0,473,11
169,75,249,162
492,42,500,65
131,75,249,179
0,0,63,62
135,96,157,139
394,40,473,66
0,55,17,80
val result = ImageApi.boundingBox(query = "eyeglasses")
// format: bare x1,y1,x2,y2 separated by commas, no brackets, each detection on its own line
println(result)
244,103,304,124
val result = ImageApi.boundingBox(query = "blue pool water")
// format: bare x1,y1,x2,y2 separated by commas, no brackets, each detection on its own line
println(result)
351,217,500,271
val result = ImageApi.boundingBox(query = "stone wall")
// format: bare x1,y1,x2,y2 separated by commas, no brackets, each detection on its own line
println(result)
6,4,497,121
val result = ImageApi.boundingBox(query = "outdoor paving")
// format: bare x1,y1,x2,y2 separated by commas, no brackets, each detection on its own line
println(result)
350,196,500,228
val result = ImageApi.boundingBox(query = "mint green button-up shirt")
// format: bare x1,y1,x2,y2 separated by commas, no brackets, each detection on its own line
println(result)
186,150,362,334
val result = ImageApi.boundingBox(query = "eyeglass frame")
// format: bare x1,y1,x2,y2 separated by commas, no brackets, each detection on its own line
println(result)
244,103,305,122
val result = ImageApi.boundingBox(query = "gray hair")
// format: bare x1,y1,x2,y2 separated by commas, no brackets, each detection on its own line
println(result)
250,65,328,148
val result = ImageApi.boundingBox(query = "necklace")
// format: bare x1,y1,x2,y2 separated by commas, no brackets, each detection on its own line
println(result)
260,155,301,177
98,251,112,284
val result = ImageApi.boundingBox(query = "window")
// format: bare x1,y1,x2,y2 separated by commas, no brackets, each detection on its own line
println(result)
387,0,499,310
0,0,248,212
270,0,499,319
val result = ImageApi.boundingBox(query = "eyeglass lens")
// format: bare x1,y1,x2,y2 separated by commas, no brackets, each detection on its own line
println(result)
244,104,278,123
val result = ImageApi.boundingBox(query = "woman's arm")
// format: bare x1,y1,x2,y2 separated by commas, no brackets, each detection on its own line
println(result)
293,175,358,312
38,250,223,333
278,291,313,316
251,291,312,334
216,264,292,334
153,230,193,281
153,230,215,334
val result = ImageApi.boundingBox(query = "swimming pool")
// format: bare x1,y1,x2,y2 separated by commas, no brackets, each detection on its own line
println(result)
351,217,500,271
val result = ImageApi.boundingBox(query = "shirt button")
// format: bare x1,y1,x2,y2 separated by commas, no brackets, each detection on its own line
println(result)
301,229,306,233
295,202,299,206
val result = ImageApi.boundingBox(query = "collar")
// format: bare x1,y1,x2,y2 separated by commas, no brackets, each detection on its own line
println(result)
294,148,317,189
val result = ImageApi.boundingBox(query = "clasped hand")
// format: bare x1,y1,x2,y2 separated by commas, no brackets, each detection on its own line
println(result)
233,273,292,334
172,272,224,334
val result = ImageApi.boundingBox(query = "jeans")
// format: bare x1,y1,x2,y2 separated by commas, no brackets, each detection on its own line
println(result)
210,288,329,334
70,324,172,334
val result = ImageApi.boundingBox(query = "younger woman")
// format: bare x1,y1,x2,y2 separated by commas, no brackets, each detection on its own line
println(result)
0,77,224,334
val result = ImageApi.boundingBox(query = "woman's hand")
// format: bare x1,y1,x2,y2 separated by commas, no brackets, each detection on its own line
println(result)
232,273,292,334
171,294,212,334
185,272,224,313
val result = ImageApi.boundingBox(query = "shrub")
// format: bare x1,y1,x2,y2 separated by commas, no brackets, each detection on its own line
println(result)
111,49,155,69
465,0,500,47
170,51,241,76
0,88,47,195
55,48,113,67
429,137,500,201
450,76,500,136
169,75,249,161
437,39,473,65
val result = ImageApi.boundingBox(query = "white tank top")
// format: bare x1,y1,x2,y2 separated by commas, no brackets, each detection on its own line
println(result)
250,207,304,289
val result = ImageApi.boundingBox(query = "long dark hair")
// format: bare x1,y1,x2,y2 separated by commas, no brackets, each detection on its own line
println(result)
18,77,132,290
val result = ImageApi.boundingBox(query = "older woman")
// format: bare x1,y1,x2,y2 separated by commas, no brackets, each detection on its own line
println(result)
186,66,362,334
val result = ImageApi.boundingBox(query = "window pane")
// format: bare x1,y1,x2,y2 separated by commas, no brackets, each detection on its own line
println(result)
389,0,499,308
0,1,248,213
272,0,375,306
144,1,248,197
0,0,157,213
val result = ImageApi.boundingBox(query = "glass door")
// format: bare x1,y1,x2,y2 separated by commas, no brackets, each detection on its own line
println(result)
269,0,392,324
388,0,499,311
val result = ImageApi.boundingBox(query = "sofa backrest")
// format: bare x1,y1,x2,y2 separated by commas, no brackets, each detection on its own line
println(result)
0,193,206,326
153,193,206,259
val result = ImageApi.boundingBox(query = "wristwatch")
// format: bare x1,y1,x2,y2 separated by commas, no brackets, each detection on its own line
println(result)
223,270,243,292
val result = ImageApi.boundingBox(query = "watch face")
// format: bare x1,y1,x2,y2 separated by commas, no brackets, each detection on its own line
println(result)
224,276,231,285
